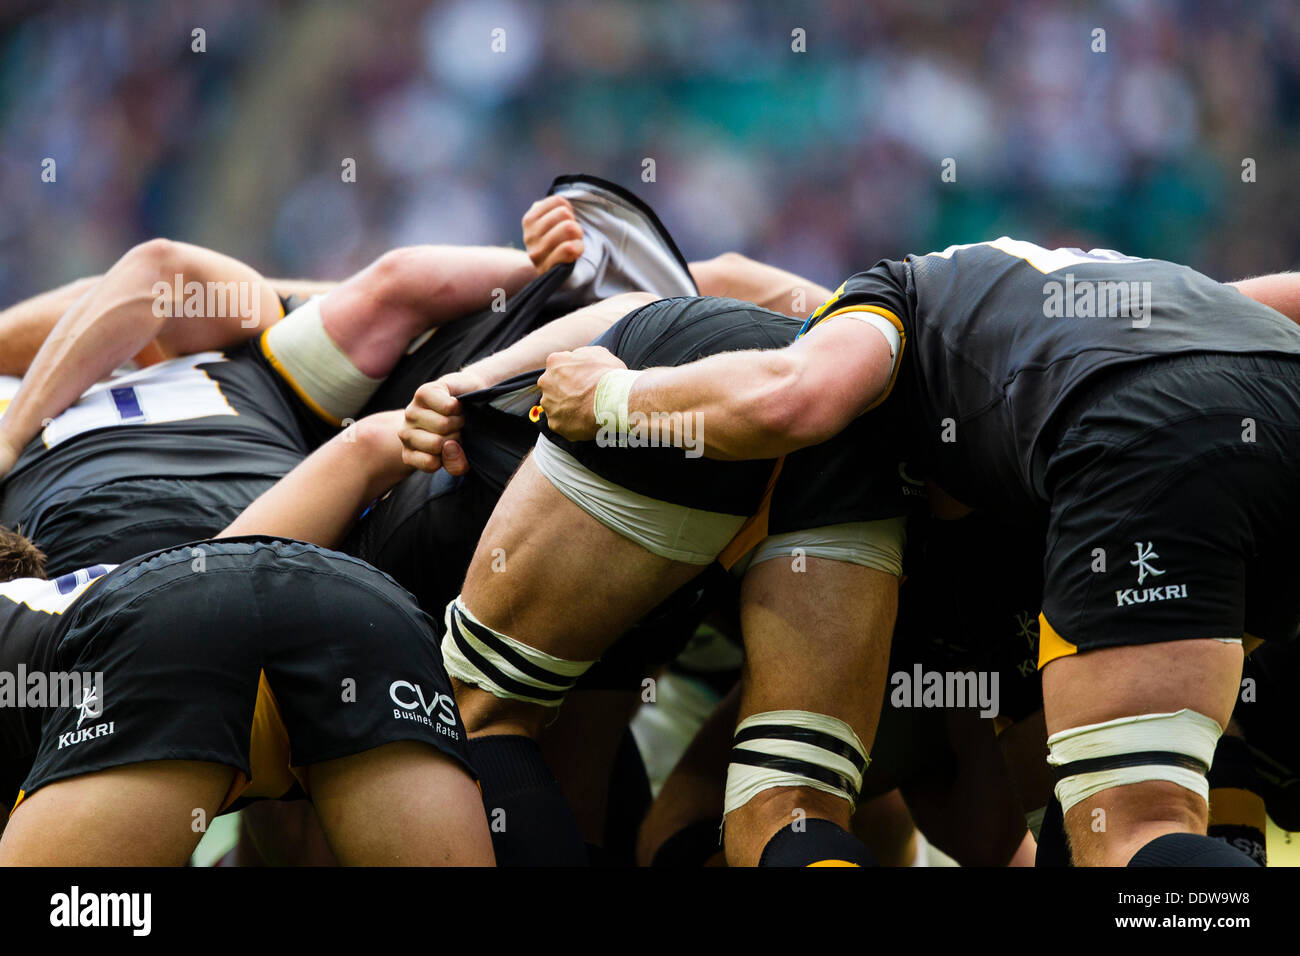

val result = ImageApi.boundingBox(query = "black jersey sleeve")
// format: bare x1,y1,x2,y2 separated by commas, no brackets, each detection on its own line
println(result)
801,260,910,338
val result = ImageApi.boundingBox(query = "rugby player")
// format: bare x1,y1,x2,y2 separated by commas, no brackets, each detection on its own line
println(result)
0,232,535,478
0,235,535,574
537,238,1300,866
0,534,492,866
403,287,914,867
253,177,857,865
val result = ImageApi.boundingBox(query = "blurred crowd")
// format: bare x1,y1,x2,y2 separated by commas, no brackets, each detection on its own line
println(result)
1,0,1298,306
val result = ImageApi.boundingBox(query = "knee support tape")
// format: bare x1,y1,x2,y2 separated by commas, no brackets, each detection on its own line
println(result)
724,710,869,815
440,597,594,708
1047,708,1223,815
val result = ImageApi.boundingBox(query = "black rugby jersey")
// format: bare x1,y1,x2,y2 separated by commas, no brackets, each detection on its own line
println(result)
0,565,112,803
807,238,1300,513
0,346,311,543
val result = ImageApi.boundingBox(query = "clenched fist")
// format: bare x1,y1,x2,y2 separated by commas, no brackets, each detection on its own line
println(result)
537,346,628,441
400,370,484,475
522,195,584,274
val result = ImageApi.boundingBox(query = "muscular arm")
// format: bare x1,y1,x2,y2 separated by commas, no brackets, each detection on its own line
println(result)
400,291,657,474
540,314,895,460
0,239,279,473
217,411,411,547
1230,272,1300,323
465,291,656,387
688,252,833,319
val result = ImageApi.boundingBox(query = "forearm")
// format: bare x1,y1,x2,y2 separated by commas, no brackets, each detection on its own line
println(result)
624,350,809,460
1231,272,1300,323
466,291,656,387
218,412,410,547
0,276,100,376
0,267,168,451
616,317,892,459
689,252,833,318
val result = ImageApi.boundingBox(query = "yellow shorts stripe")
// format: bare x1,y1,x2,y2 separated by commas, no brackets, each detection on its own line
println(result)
218,670,297,811
717,458,783,571
1037,613,1078,669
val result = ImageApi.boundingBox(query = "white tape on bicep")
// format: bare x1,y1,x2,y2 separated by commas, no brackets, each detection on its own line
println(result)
837,310,900,362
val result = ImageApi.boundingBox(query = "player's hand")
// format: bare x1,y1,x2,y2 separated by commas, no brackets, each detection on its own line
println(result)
538,346,627,441
523,195,584,274
400,370,484,476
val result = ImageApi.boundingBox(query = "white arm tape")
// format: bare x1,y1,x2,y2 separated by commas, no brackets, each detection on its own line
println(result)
593,368,641,435
836,309,901,360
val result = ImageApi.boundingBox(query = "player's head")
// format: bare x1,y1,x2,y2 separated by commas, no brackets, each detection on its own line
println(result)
0,525,46,582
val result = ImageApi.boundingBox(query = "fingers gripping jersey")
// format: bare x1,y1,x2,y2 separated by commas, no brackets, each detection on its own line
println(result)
822,238,1300,513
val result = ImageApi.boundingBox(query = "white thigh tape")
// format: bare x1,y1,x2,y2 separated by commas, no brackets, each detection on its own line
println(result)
440,597,594,708
747,518,907,577
724,710,869,814
531,434,744,565
1046,708,1222,815
262,295,384,424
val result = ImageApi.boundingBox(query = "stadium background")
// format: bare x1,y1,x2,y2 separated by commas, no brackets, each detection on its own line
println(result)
1,0,1297,865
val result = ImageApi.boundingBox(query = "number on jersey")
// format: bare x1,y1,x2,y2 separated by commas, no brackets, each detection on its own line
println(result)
0,352,237,448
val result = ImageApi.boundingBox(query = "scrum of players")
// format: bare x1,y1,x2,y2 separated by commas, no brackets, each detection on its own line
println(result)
0,174,1297,867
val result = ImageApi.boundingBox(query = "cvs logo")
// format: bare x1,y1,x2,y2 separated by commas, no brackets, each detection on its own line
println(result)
389,680,457,725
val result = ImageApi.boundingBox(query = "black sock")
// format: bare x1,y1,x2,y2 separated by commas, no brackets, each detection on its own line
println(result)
1128,832,1261,867
758,818,876,867
469,734,588,866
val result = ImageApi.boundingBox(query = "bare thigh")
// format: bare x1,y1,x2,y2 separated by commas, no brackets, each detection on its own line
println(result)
0,760,233,866
461,456,705,655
